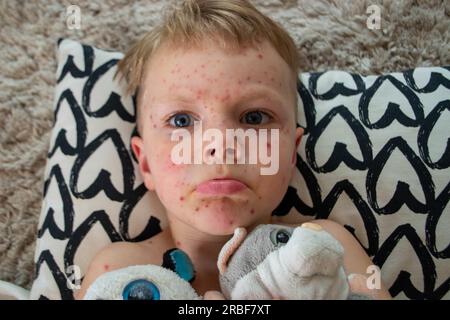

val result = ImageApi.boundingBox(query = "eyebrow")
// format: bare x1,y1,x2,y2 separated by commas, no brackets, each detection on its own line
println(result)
166,87,286,106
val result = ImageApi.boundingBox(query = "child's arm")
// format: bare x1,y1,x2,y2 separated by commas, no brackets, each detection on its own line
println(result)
311,219,391,299
74,247,110,300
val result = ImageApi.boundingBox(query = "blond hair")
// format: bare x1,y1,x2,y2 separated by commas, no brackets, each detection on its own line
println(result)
117,0,300,131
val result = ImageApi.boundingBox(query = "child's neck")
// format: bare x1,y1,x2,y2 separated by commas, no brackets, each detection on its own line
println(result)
168,216,230,267
166,215,232,294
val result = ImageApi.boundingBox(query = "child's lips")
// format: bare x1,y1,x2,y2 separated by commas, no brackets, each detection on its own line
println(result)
195,178,247,195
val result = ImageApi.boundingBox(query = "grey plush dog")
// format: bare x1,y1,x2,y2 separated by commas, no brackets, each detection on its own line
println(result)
217,223,373,300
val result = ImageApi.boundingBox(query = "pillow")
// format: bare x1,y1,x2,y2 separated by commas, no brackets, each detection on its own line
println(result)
273,68,450,300
31,39,450,300
30,39,168,300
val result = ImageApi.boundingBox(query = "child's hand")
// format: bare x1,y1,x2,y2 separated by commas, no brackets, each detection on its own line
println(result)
203,290,226,300
348,274,391,300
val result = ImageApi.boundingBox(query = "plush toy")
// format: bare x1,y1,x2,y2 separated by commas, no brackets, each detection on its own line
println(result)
217,222,375,300
84,223,377,300
84,249,200,300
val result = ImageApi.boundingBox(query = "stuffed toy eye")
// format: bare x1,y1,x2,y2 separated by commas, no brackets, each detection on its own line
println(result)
270,229,291,245
122,279,161,300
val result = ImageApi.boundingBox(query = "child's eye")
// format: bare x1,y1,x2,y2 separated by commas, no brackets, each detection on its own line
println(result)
241,110,272,125
168,113,194,128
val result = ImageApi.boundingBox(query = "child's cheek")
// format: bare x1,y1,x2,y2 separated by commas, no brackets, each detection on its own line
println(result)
163,154,183,171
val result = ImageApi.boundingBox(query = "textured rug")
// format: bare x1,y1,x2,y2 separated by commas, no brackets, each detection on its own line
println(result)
0,0,449,290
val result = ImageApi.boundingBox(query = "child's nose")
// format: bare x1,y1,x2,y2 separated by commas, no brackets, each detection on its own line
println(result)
203,144,243,164
199,118,246,164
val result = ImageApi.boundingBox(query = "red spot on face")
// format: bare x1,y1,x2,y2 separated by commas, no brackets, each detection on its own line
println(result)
201,64,205,68
247,76,251,81
180,196,185,201
153,124,156,128
104,264,109,271
250,209,255,215
195,207,199,212
258,196,262,200
270,77,275,82
205,204,209,208
229,219,234,225
257,54,263,59
176,240,181,246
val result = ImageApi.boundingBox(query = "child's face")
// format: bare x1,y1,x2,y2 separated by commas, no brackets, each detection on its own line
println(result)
131,40,303,236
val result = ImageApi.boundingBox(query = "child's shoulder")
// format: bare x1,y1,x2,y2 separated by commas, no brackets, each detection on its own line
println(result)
76,229,173,299
94,229,173,269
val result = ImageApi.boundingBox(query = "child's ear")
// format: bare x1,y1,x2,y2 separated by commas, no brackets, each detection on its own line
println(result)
291,127,304,166
131,136,155,191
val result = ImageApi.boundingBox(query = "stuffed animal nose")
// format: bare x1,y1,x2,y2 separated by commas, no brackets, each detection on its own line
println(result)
279,225,344,277
301,222,323,231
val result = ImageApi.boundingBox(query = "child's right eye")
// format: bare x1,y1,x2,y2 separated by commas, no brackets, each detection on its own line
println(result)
168,113,194,128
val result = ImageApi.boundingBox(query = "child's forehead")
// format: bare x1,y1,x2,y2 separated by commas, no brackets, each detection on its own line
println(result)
144,43,291,92
140,40,297,111
149,39,285,71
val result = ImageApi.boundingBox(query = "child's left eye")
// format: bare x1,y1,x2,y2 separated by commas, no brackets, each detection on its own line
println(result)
241,110,272,125
168,113,194,128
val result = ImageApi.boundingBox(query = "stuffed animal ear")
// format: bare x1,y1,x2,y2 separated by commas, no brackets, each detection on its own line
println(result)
217,228,247,275
162,248,196,283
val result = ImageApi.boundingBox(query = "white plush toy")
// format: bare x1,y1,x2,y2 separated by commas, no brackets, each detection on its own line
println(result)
84,248,200,300
218,223,375,300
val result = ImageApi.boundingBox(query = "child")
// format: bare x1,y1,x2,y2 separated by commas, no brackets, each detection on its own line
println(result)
76,0,390,299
